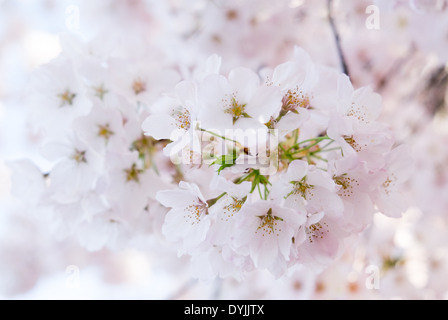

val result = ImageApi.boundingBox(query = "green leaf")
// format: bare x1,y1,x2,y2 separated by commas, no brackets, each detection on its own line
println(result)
212,153,238,174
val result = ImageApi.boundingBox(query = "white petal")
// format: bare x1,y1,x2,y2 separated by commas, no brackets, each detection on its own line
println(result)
286,160,308,182
179,181,207,203
337,73,354,101
228,67,260,103
272,61,305,88
351,86,382,122
245,85,283,121
276,111,310,134
156,189,198,208
284,193,306,210
39,141,72,161
141,114,178,140
307,169,337,191
182,218,211,250
251,235,278,269
175,80,197,112
7,159,46,202
162,209,190,241
307,211,325,226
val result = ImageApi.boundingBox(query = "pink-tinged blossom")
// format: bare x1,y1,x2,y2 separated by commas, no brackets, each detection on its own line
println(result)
25,55,91,137
198,67,283,132
108,51,181,106
142,80,199,141
157,182,212,255
262,47,317,135
328,155,377,233
271,160,344,218
336,78,383,124
233,200,306,273
141,80,204,165
326,78,393,163
329,117,394,157
293,212,346,270
73,102,128,154
101,151,166,218
371,144,414,218
39,134,103,203
5,2,418,287
208,178,252,246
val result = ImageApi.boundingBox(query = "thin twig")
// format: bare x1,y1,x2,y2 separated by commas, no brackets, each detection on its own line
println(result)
327,0,350,77
377,44,417,91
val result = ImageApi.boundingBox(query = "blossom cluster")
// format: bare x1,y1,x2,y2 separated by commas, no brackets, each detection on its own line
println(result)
10,26,410,281
12,36,181,251
143,46,411,279
5,0,448,297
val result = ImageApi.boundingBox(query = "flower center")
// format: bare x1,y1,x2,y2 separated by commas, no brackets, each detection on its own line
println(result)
172,108,191,130
282,88,311,113
221,197,246,221
289,178,314,200
256,208,283,237
334,174,359,198
94,85,108,100
72,149,87,164
58,90,76,107
344,135,366,152
98,124,114,141
382,174,397,196
184,200,208,225
264,116,278,129
124,163,143,183
224,95,250,124
306,221,329,243
132,80,146,95
346,102,368,122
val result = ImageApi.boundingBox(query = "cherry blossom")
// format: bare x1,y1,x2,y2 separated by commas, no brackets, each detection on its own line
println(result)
5,0,445,300
233,200,306,274
271,160,344,218
157,182,212,255
198,67,283,131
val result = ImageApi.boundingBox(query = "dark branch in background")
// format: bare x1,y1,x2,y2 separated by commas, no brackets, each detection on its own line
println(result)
327,0,350,78
377,44,417,92
420,65,448,116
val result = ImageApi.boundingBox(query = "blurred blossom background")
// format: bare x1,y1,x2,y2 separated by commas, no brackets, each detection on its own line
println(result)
1,0,448,299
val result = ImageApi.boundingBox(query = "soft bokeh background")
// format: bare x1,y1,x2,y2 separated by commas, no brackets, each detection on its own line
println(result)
0,0,209,300
1,0,448,299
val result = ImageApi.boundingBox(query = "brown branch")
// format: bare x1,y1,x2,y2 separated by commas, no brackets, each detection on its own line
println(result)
327,0,350,78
